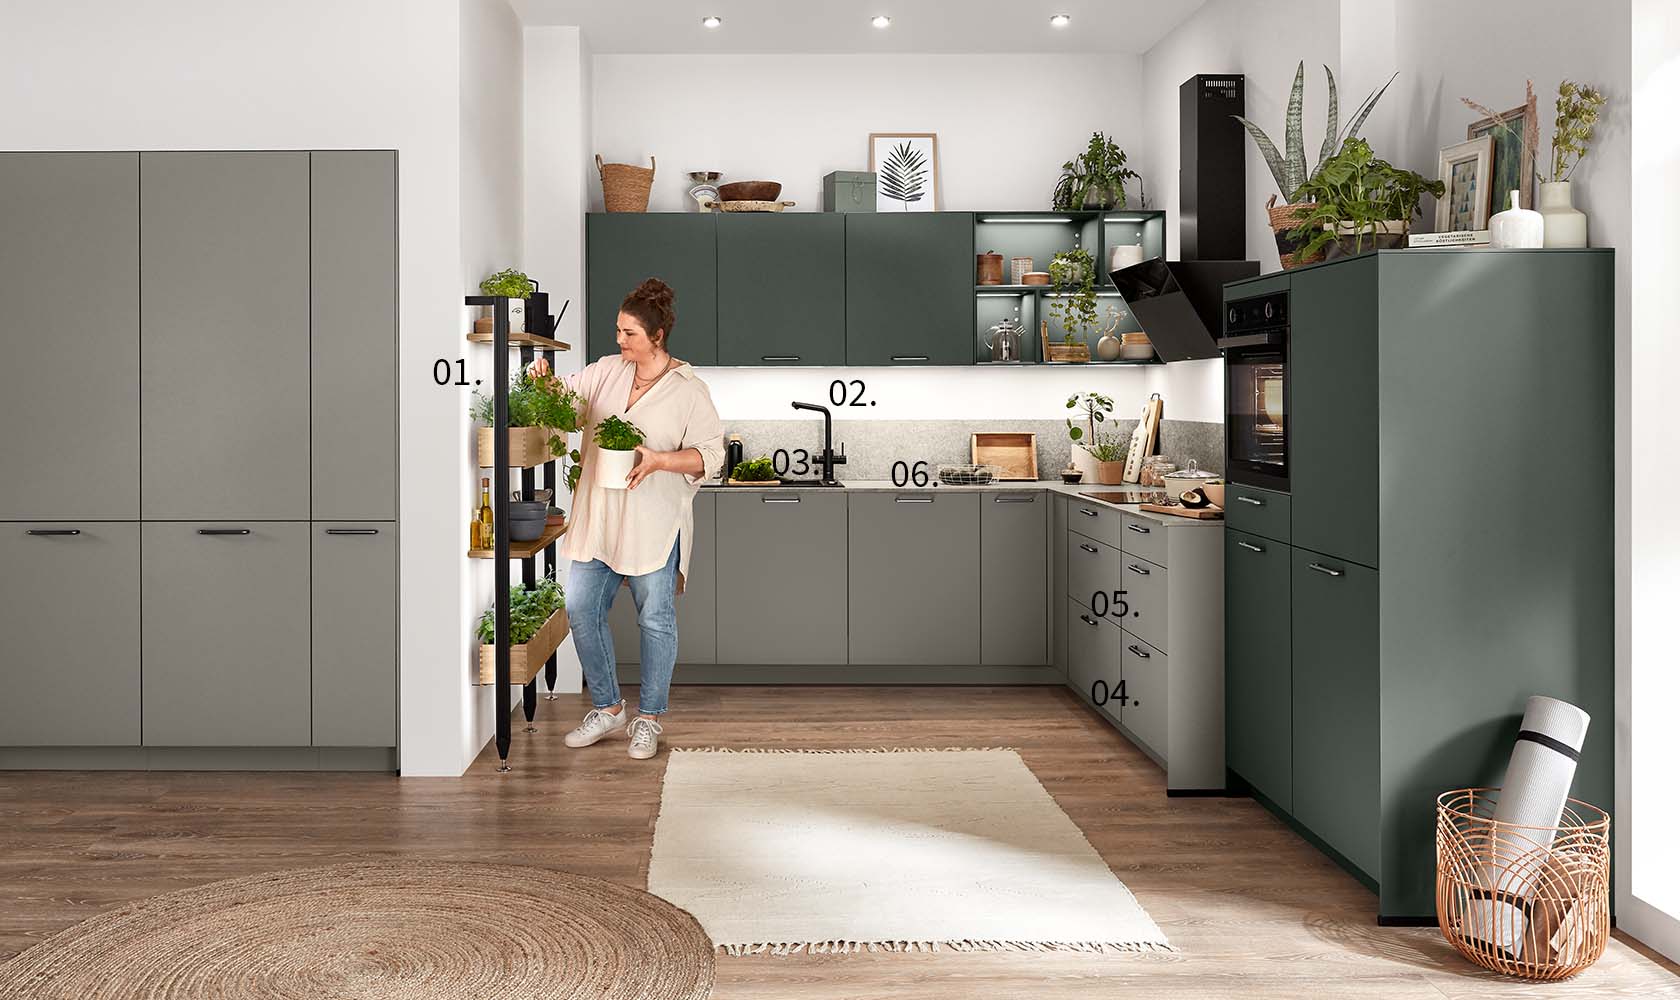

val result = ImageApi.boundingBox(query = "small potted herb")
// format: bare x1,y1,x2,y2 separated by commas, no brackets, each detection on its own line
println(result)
1288,138,1444,259
1064,390,1114,481
473,357,588,492
476,578,566,683
592,414,645,489
479,267,535,333
1085,431,1131,485
728,456,778,484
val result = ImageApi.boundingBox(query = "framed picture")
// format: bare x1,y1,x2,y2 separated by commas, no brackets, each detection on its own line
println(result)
1468,99,1537,210
1436,137,1494,232
868,133,940,212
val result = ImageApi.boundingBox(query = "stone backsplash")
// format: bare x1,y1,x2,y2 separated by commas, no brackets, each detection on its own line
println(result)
715,419,1223,481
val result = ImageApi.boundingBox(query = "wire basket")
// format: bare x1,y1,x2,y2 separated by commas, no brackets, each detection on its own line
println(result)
936,464,1003,486
1436,788,1610,980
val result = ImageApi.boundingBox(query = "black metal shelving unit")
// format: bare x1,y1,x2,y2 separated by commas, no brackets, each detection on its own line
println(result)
465,294,569,772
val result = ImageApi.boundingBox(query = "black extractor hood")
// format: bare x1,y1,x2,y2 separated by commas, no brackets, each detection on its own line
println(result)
1111,258,1259,361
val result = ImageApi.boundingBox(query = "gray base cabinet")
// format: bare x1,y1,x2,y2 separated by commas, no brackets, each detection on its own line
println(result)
1052,495,1068,676
1067,600,1122,718
1224,529,1292,811
847,492,980,664
716,492,847,664
980,492,1049,665
142,523,312,747
311,524,398,747
610,491,717,666
0,524,141,745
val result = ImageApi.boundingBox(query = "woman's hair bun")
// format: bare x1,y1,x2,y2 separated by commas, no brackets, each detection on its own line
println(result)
620,277,678,346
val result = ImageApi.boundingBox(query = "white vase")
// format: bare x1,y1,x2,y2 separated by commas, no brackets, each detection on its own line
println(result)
1538,181,1587,248
593,447,637,490
483,299,527,333
1489,190,1544,249
1069,444,1100,483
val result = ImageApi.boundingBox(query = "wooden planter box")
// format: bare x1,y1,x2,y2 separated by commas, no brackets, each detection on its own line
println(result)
476,425,559,469
477,605,569,686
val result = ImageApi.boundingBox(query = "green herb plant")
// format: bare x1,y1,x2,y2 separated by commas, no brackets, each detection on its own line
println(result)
1065,391,1115,444
1547,80,1606,182
472,360,588,491
1084,430,1130,464
594,415,645,452
1048,249,1099,346
1051,132,1142,211
730,456,777,482
477,577,564,645
479,268,535,298
1288,138,1444,259
1234,62,1396,204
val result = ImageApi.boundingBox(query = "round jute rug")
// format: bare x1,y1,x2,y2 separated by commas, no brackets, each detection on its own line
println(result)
0,861,715,1000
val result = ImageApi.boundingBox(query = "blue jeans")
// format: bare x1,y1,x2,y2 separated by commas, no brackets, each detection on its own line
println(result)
567,538,680,716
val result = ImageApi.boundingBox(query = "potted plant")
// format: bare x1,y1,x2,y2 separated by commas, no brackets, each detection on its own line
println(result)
479,267,535,333
1287,138,1444,259
1085,431,1131,485
472,357,587,491
476,577,568,684
1064,390,1114,481
1538,80,1605,247
728,456,778,485
592,414,645,490
1234,63,1395,268
1046,249,1098,361
1051,132,1143,211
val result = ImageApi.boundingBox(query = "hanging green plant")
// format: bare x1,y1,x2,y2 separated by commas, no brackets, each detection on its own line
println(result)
1048,249,1099,346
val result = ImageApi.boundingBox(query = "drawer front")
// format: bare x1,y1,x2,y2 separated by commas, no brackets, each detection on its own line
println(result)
1121,632,1169,758
1067,498,1122,549
1067,599,1122,720
1225,484,1291,543
1119,513,1169,567
1121,556,1169,653
1067,532,1120,616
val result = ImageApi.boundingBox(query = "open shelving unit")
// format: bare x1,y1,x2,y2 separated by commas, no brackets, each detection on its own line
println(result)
465,294,571,773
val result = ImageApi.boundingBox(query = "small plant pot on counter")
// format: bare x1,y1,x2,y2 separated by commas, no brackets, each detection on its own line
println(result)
476,426,559,469
1093,460,1128,485
593,447,637,490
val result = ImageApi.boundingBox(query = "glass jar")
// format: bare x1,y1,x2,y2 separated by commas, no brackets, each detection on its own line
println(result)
1140,457,1177,487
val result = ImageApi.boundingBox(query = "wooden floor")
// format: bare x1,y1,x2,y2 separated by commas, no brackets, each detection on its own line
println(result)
2,685,1675,999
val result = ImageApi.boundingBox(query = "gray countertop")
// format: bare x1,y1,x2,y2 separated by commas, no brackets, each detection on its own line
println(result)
703,479,1223,527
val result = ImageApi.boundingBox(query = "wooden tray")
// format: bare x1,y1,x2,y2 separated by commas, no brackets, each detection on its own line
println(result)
477,605,569,686
971,432,1038,481
476,425,560,469
724,478,780,486
1140,503,1224,520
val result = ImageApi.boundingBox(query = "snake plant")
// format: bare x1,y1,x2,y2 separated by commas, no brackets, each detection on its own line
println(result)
1234,63,1396,204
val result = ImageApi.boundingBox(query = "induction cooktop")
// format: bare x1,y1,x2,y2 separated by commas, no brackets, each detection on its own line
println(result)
1079,489,1172,506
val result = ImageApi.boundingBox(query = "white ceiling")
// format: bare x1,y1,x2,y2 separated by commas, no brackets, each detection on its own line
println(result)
511,0,1207,54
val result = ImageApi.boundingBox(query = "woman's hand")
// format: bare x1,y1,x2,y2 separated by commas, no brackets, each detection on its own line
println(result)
624,445,705,490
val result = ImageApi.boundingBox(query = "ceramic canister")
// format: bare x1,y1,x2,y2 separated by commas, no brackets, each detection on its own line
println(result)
1489,190,1544,249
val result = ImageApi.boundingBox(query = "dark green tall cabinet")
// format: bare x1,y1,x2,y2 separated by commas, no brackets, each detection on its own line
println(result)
1224,250,1615,921
586,214,718,364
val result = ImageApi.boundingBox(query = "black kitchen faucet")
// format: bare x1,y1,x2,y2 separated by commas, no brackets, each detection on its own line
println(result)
791,401,847,485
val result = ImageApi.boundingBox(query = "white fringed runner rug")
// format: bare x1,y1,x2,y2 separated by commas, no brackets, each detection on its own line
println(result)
647,748,1171,956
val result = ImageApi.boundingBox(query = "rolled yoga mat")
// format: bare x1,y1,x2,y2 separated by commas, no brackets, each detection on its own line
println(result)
1469,695,1591,959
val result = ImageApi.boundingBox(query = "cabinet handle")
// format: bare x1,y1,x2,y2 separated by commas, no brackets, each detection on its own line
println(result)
895,496,934,503
761,496,801,503
891,355,930,362
760,355,800,362
1307,562,1345,578
1237,495,1265,506
197,528,251,535
326,528,380,535
1079,614,1100,627
1078,543,1099,554
1128,644,1151,659
26,528,81,536
993,495,1035,503
1126,523,1151,534
1237,540,1266,553
1078,507,1099,517
1126,562,1151,576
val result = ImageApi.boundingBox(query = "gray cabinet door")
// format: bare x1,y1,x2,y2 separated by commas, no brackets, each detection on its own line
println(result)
718,214,845,365
1052,495,1068,676
0,523,141,745
142,522,311,746
1067,599,1122,722
142,152,311,519
848,492,980,664
716,492,847,664
980,492,1048,664
0,153,140,519
587,214,717,364
1120,632,1168,758
1225,529,1293,810
844,213,974,365
610,491,716,665
311,523,397,747
311,151,397,521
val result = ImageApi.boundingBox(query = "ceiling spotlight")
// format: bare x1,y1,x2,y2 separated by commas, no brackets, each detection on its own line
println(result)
701,15,722,28
871,14,892,28
1050,13,1071,27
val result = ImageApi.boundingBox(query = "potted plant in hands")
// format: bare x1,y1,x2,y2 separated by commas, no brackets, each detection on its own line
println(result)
1287,138,1444,259
479,267,535,333
1052,132,1143,211
1065,390,1115,481
592,415,646,489
1233,62,1396,268
1538,80,1606,247
1046,249,1098,362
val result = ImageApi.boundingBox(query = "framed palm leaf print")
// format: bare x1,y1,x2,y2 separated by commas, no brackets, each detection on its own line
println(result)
869,133,940,212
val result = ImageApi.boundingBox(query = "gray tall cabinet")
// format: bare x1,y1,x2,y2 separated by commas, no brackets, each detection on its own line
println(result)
0,151,398,769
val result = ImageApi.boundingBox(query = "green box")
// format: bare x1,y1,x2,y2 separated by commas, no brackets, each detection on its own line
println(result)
822,171,876,212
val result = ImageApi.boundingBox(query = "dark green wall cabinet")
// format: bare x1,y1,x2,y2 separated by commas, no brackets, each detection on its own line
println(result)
844,213,974,365
1222,250,1615,919
587,214,718,364
717,214,845,365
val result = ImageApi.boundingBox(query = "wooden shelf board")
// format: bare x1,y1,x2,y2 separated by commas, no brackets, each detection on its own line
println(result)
466,330,572,352
468,521,567,560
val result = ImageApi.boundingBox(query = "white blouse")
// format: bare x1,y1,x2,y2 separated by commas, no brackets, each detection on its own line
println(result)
561,357,725,584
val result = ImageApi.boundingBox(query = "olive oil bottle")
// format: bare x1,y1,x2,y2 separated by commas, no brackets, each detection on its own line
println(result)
474,477,494,549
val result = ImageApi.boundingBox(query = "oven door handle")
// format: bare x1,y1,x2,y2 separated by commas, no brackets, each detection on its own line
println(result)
1218,330,1287,349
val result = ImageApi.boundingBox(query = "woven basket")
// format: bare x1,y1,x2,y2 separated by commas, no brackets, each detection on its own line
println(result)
1267,194,1326,269
1436,788,1611,981
598,154,655,213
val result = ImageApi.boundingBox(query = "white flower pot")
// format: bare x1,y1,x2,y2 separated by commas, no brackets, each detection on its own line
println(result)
483,299,527,333
1538,181,1588,248
593,447,637,490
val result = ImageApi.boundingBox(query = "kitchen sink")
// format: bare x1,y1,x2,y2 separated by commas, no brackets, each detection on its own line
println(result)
705,479,845,488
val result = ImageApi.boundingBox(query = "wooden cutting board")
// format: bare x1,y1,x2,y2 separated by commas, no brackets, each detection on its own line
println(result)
1140,503,1224,520
971,433,1039,481
1122,393,1163,483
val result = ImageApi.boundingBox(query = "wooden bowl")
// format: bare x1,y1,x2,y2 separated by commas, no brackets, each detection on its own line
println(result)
1022,272,1051,286
718,180,781,201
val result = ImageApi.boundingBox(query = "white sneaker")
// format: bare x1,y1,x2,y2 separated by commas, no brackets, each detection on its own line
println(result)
564,703,627,748
627,717,663,760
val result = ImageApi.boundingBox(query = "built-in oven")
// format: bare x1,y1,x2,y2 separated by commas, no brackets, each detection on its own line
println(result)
1221,291,1289,492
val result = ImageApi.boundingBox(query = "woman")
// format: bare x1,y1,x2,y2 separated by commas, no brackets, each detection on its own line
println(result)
560,277,724,760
